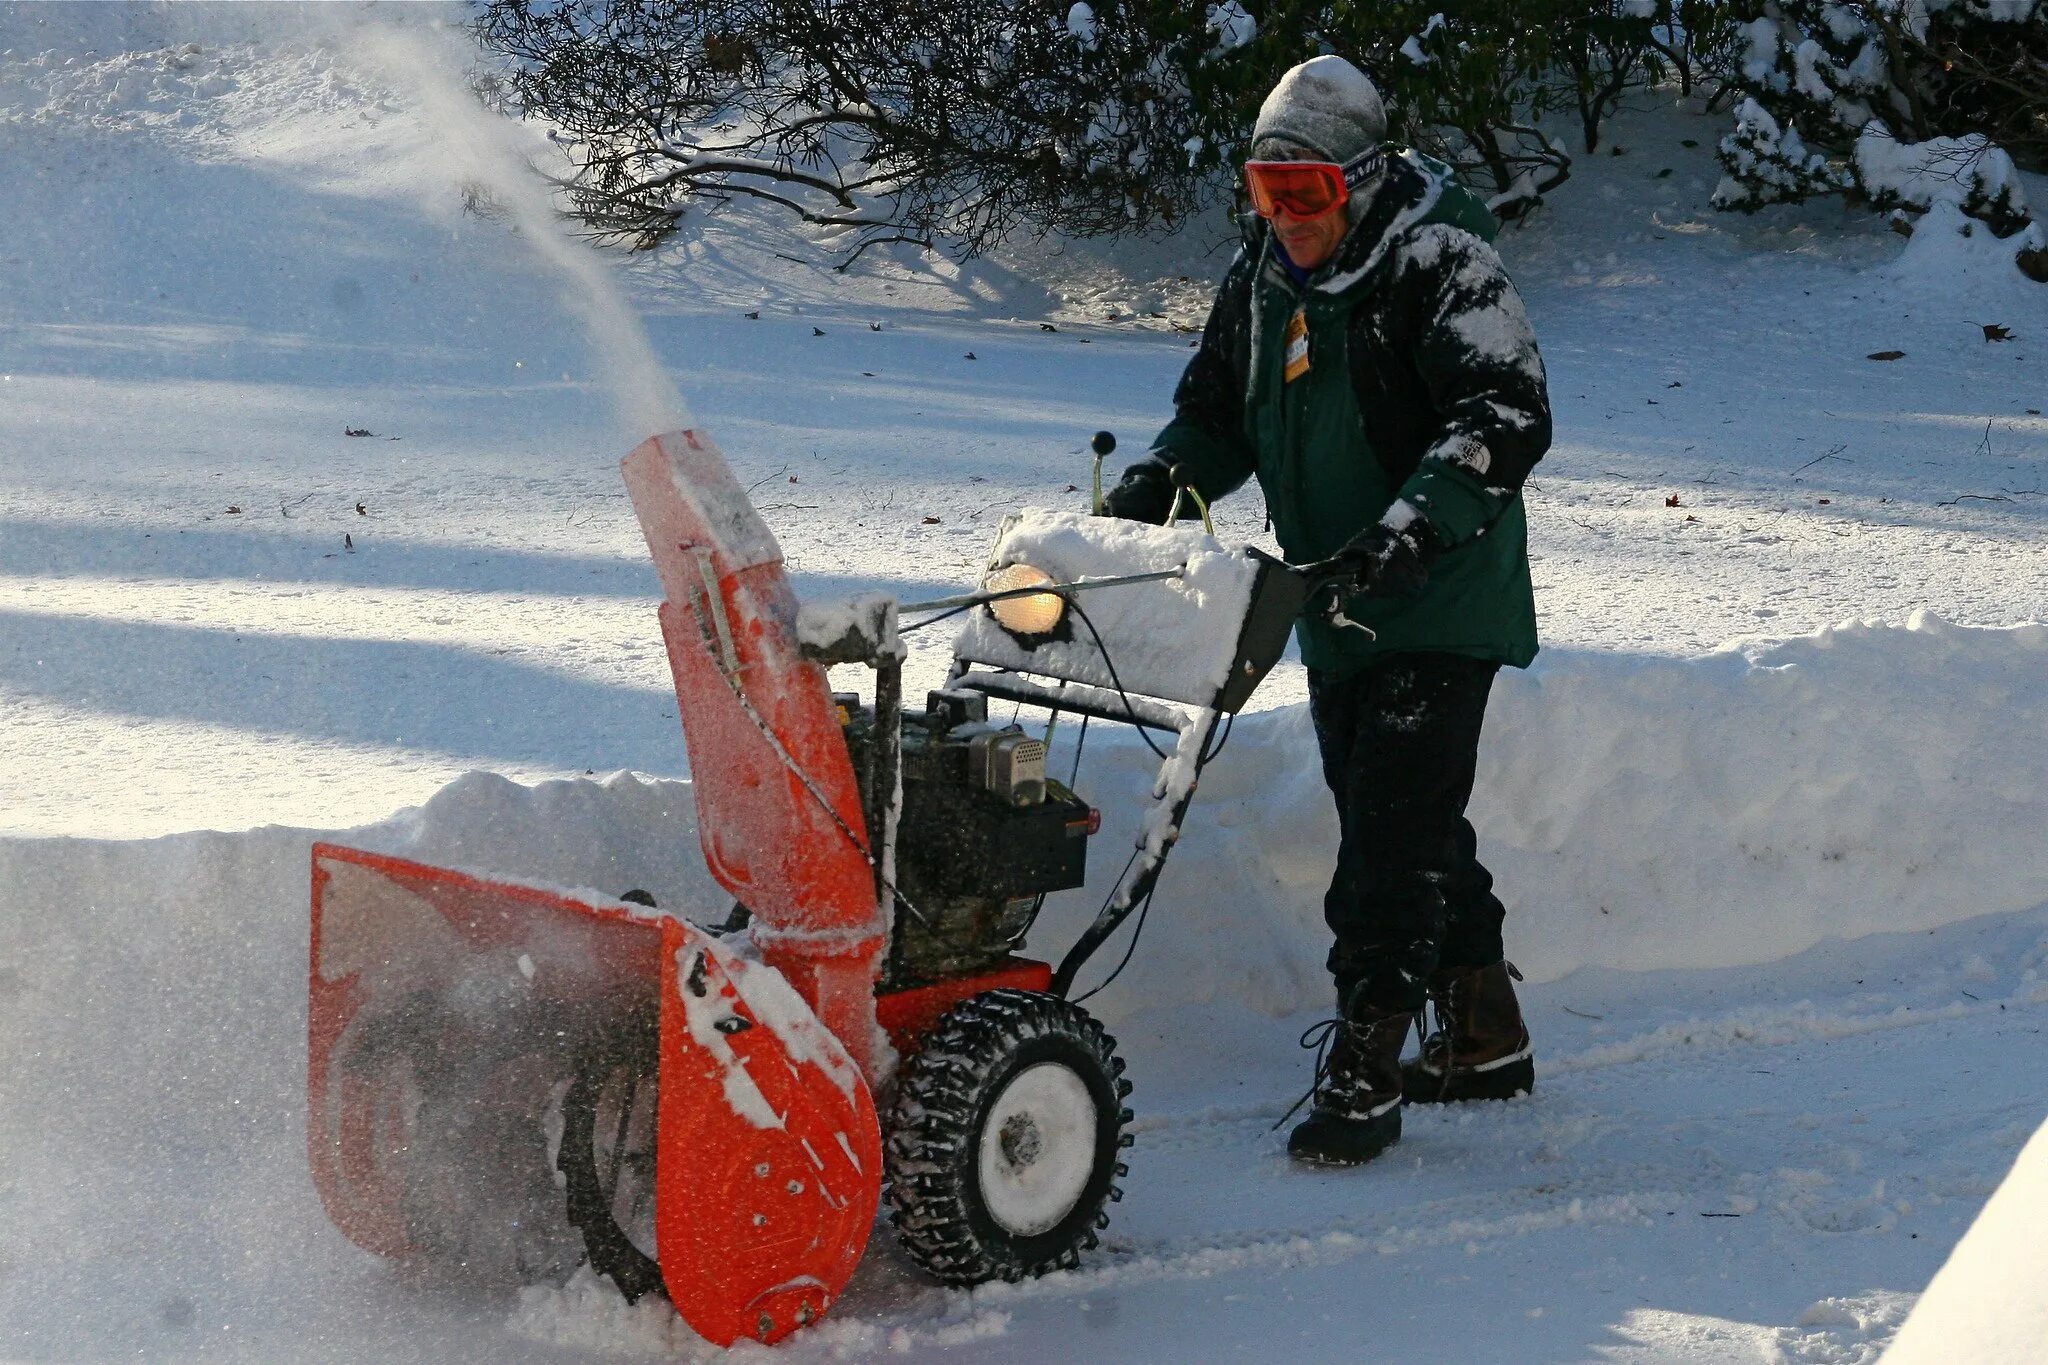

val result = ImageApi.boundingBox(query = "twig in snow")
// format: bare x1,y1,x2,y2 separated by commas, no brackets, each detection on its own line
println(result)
744,465,791,495
1960,989,1981,1001
1699,1212,1742,1218
1936,493,2011,506
1561,1006,1605,1021
1791,445,1850,477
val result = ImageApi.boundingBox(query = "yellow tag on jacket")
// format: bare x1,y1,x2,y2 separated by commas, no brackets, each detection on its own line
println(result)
1282,307,1309,383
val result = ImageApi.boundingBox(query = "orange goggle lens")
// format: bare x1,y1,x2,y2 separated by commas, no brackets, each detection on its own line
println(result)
1243,160,1348,220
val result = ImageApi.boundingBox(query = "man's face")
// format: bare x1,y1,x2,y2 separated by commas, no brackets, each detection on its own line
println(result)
1272,199,1350,271
1246,145,1354,270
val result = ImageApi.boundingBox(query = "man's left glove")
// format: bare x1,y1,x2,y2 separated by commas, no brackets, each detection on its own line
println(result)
1312,513,1444,608
1099,461,1176,524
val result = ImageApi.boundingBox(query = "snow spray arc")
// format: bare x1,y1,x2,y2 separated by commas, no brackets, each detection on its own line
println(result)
344,21,688,441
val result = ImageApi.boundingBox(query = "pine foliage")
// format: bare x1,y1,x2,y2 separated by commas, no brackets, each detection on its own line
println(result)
1712,0,2046,235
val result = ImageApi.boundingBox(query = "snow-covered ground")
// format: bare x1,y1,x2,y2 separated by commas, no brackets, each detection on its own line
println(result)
2,4,2045,1361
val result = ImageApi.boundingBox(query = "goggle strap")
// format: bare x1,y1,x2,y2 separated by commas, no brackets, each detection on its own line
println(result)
1341,147,1386,190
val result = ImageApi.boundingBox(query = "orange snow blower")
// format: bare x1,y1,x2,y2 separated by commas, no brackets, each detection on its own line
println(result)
308,429,1305,1345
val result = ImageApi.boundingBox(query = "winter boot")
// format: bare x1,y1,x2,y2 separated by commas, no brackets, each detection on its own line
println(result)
1402,961,1534,1103
1285,1009,1412,1166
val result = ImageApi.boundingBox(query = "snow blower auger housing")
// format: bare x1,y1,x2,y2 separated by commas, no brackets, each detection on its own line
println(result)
306,430,1304,1345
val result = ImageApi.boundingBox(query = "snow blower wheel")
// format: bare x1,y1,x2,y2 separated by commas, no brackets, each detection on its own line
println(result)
557,1019,666,1303
885,989,1131,1285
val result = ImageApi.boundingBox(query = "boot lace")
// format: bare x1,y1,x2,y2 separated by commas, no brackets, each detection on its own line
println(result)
1272,1013,1417,1132
1272,1017,1351,1132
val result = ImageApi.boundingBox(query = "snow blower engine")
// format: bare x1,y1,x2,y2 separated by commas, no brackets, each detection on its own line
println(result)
305,429,1305,1345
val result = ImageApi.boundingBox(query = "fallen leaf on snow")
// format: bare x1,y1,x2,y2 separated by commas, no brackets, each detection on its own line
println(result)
344,427,374,437
1665,494,1681,508
1982,323,2013,342
1867,350,1906,361
921,515,942,525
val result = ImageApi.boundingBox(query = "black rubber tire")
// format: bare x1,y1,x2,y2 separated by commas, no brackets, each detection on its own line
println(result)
556,1016,668,1303
885,989,1132,1285
339,997,586,1284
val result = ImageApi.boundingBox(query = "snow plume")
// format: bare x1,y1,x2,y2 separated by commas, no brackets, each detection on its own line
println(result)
14,4,695,441
336,24,689,441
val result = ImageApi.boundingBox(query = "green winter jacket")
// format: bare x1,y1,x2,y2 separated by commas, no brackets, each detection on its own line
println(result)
1142,150,1551,675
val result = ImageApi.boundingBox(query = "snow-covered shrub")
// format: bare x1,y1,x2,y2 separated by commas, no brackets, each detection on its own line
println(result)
1713,0,2048,244
480,0,1710,254
1229,0,1700,217
474,0,1253,261
1329,0,1578,215
1644,0,1745,97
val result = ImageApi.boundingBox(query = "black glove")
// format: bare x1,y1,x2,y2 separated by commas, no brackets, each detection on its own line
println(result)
1311,516,1443,608
1099,461,1176,524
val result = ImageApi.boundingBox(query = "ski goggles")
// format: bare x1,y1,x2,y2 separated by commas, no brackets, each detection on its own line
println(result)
1242,148,1385,220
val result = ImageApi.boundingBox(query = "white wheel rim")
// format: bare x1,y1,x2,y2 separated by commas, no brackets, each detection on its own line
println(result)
977,1061,1098,1237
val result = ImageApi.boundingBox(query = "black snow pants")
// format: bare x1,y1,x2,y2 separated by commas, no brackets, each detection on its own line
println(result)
1307,652,1507,1017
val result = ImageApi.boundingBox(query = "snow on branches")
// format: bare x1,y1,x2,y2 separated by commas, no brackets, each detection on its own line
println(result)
1713,0,2048,261
473,0,1257,264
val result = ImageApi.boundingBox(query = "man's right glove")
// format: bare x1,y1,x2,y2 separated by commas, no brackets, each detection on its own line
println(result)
1306,509,1444,623
1099,460,1176,525
1333,514,1443,599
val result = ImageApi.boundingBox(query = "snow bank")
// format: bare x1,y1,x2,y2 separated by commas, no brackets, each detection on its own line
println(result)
1884,1114,2048,1363
1037,612,2048,1016
1873,200,2048,295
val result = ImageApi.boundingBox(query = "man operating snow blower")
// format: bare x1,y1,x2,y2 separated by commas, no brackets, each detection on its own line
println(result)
1102,56,1551,1166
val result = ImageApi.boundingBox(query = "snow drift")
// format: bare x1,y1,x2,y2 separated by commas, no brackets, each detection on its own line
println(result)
1884,1114,2048,1363
1083,611,2048,1015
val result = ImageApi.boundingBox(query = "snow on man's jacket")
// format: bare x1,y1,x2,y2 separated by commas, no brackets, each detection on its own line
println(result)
1136,149,1551,674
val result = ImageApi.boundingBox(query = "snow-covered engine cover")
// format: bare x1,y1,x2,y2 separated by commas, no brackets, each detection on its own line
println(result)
952,509,1277,709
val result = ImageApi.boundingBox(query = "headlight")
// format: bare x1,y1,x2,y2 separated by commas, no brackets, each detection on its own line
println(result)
984,563,1065,635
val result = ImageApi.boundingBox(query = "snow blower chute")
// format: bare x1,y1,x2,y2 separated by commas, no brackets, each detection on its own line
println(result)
308,429,1306,1345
